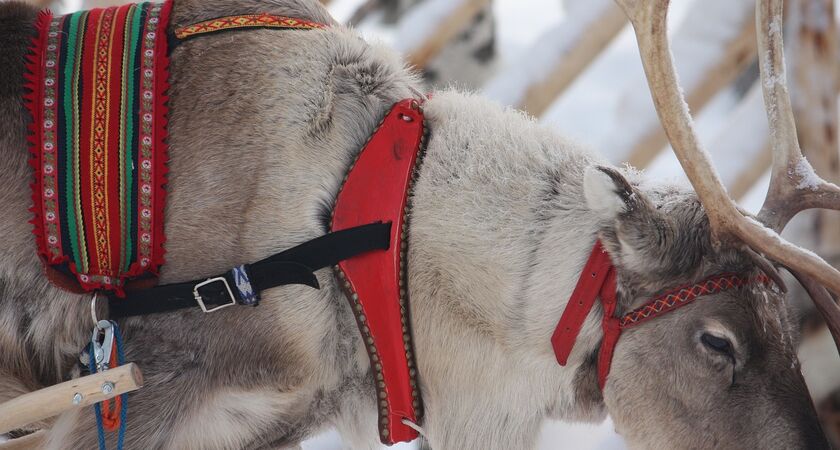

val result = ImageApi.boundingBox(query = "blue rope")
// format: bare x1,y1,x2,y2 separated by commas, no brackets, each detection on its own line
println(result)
114,325,127,450
87,321,128,450
87,343,107,450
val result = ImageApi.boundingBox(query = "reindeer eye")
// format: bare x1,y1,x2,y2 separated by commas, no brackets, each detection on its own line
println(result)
701,333,732,355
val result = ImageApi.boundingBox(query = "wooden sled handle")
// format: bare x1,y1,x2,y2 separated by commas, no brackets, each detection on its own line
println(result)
0,363,143,435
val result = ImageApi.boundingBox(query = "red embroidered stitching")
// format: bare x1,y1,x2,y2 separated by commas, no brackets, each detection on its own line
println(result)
174,13,325,39
619,273,772,329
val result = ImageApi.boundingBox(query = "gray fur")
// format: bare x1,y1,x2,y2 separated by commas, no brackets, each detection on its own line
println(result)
0,0,829,449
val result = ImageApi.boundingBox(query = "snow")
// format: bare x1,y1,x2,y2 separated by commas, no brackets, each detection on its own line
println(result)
327,0,369,24
394,0,468,54
741,171,771,214
300,419,625,450
540,0,753,164
646,82,766,192
614,0,753,163
793,156,822,191
483,0,616,107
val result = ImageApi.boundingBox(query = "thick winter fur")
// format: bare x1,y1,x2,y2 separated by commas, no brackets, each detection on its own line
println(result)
0,0,829,449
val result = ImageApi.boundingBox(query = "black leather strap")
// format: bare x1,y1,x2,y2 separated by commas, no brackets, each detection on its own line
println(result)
108,222,391,318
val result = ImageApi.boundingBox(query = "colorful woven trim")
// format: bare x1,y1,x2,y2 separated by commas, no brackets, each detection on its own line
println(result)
619,273,773,329
174,13,326,40
25,1,173,295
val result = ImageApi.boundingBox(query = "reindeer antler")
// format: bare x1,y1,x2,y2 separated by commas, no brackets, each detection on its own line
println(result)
754,0,840,231
613,0,840,352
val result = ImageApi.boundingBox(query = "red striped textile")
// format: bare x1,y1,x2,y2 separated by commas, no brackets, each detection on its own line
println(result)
25,1,173,295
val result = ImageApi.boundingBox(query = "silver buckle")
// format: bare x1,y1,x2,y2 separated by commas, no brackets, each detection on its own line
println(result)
193,277,236,313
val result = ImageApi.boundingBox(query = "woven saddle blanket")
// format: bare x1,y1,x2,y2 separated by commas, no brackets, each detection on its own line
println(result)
26,2,173,295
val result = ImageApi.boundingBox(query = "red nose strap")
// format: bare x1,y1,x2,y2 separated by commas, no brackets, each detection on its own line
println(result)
552,240,774,390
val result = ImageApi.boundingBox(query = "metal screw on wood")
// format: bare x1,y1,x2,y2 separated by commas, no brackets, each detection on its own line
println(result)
101,382,115,395
72,393,83,405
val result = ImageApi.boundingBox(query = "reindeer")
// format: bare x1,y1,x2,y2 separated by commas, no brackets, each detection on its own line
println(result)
0,0,839,448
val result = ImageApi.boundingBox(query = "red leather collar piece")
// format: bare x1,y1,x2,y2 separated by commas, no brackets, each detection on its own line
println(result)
552,240,773,390
331,99,426,444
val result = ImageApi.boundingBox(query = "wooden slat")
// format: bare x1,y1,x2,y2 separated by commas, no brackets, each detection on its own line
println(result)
645,81,771,201
627,12,757,168
516,4,626,117
0,363,143,434
401,0,491,70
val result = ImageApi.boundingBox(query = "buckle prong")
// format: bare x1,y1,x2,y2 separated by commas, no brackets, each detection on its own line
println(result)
193,277,236,313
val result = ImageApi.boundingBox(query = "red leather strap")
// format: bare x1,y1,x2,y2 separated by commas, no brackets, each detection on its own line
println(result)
551,241,614,365
554,241,774,391
331,99,425,444
596,268,619,390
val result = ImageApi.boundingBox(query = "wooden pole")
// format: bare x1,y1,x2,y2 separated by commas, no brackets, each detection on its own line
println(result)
516,4,626,117
400,0,492,70
627,13,757,168
0,363,143,434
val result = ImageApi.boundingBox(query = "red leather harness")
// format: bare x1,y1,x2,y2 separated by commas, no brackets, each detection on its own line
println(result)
552,240,773,389
332,99,426,444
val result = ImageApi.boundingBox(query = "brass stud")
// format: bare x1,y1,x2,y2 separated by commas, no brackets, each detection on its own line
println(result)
382,429,389,438
410,368,417,376
367,337,374,345
381,409,389,418
359,314,367,323
380,400,388,408
375,363,382,371
371,353,378,362
351,293,359,301
400,288,406,297
379,391,387,399
378,380,386,388
376,372,384,381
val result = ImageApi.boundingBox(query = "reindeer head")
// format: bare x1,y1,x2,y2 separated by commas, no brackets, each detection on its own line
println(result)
570,0,840,447
583,165,827,448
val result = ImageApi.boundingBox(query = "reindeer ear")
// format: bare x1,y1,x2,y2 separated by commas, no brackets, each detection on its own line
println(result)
583,165,638,220
584,165,693,278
